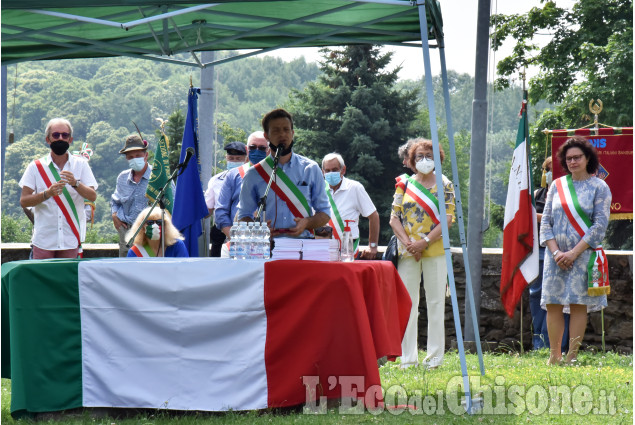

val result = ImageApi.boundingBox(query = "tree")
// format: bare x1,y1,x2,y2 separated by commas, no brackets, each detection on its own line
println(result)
287,45,419,243
492,0,633,249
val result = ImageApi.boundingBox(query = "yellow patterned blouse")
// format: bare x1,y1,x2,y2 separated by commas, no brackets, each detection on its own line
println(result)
391,174,456,258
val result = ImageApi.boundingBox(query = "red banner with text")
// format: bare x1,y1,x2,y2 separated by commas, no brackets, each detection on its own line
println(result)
552,128,633,219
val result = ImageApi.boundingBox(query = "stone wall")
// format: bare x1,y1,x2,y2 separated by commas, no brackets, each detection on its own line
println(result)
420,248,633,354
1,244,632,353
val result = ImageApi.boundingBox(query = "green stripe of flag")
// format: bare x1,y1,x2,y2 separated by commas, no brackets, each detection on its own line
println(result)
3,260,82,415
565,175,593,228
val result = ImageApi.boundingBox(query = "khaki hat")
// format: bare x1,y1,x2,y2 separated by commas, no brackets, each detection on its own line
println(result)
119,134,148,154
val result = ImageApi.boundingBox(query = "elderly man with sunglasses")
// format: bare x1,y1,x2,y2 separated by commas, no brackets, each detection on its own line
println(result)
19,118,98,259
214,132,270,256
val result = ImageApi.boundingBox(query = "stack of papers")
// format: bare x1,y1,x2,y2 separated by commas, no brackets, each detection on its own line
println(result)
271,238,341,261
271,238,303,260
302,239,337,261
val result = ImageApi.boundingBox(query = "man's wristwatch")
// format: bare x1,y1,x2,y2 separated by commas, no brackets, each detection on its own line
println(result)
370,243,377,248
72,179,80,188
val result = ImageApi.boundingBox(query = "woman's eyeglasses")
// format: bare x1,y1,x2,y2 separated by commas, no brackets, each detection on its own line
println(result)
565,154,585,163
51,132,71,140
146,219,163,225
414,154,433,161
248,145,267,152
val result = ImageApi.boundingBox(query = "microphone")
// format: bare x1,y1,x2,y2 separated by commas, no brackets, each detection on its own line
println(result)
272,143,282,166
178,147,195,171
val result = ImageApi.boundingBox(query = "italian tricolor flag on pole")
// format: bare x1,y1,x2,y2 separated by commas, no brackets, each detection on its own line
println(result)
500,94,539,318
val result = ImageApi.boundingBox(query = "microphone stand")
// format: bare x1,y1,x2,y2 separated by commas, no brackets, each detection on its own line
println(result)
254,147,282,223
126,160,188,255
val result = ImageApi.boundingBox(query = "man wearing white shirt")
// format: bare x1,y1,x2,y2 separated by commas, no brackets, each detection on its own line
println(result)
322,153,379,259
19,118,98,259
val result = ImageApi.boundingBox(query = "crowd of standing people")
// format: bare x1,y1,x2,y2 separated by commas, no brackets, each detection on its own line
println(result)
17,112,612,368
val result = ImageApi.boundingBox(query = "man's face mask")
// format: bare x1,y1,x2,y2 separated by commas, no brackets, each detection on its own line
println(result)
248,149,267,164
50,140,70,155
128,157,146,172
324,171,342,186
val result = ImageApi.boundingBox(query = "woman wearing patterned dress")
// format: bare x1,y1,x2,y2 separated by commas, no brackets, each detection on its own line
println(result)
540,136,611,365
389,138,455,369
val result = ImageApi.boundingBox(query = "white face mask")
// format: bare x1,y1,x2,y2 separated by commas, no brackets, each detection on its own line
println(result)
227,161,243,170
416,158,435,174
128,157,146,172
545,171,553,186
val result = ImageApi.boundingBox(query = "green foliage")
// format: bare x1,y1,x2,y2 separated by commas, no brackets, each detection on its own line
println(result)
492,0,633,250
288,45,419,244
1,212,33,243
2,55,319,243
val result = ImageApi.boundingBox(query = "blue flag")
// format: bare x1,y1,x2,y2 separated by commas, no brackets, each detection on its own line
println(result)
172,87,208,257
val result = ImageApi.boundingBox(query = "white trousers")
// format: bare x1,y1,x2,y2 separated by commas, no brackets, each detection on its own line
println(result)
397,254,447,366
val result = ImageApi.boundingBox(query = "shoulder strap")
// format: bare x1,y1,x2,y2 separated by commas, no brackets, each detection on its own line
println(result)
404,176,441,225
34,159,82,247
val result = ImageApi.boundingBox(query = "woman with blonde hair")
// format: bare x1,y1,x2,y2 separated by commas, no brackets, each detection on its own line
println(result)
126,207,188,257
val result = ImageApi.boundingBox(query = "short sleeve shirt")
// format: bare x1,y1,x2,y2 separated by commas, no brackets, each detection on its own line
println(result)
328,177,376,239
19,153,98,250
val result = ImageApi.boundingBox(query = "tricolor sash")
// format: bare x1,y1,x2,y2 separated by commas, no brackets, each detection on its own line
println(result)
130,243,157,257
554,175,609,295
395,173,409,191
326,188,359,256
34,158,82,253
405,176,441,225
238,162,251,179
254,157,313,234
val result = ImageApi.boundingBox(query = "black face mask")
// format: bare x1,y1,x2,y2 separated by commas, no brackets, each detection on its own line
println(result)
269,140,294,157
50,140,70,155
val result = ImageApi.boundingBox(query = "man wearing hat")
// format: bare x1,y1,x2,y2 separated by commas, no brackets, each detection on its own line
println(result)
204,141,247,256
111,134,152,257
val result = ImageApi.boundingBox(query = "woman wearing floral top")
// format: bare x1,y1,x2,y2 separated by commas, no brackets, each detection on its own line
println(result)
540,136,611,365
389,138,455,369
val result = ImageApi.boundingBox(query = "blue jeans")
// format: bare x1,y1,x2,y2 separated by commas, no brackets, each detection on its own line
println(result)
530,248,569,350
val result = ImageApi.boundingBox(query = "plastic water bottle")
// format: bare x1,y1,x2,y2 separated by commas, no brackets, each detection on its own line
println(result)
229,222,239,259
248,222,259,259
236,222,248,260
340,220,355,262
262,223,271,260
251,222,264,260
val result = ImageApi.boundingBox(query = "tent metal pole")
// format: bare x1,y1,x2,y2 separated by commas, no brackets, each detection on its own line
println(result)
416,0,478,414
465,0,490,344
199,51,216,257
439,46,485,375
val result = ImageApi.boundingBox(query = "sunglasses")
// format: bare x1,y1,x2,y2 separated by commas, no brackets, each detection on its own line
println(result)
51,132,71,140
248,145,267,152
146,219,163,226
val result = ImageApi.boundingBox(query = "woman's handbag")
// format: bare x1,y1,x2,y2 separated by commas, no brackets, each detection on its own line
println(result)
383,179,408,269
383,235,399,268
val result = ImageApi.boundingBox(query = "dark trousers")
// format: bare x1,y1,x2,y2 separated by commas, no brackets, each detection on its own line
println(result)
210,225,226,257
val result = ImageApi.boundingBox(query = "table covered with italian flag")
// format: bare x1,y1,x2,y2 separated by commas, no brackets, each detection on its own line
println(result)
1,258,411,418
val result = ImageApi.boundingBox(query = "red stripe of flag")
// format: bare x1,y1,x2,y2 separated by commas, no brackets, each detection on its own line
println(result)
34,160,81,246
554,178,586,236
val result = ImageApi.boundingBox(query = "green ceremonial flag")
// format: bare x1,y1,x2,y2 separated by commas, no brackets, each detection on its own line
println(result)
145,132,174,214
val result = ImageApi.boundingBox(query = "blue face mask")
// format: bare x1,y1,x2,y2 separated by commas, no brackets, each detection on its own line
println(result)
324,171,342,186
227,161,243,170
248,149,267,165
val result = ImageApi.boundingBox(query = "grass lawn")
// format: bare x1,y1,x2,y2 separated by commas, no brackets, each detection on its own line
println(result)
2,349,632,424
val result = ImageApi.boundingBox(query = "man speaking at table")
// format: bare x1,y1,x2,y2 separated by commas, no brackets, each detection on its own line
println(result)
322,152,380,259
237,108,330,237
